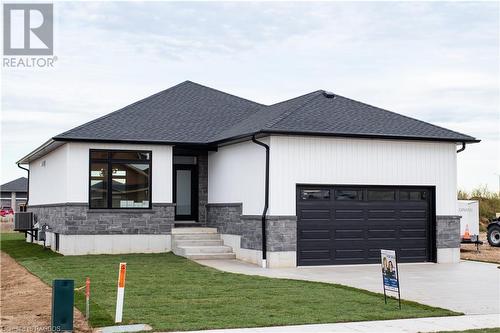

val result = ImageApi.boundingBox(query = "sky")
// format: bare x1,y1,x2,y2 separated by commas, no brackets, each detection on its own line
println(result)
1,1,499,193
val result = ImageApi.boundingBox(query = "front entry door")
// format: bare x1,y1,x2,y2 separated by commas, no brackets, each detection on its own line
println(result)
174,165,198,220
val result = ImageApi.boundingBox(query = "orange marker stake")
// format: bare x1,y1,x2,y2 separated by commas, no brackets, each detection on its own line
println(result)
115,263,127,323
85,277,90,320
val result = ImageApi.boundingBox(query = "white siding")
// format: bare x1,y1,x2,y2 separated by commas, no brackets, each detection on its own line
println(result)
208,139,267,215
269,136,457,216
29,144,69,205
29,142,173,204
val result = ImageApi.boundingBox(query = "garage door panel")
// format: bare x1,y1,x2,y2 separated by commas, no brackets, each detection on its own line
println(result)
300,209,331,219
297,185,431,266
334,209,364,219
298,229,331,240
332,241,368,252
400,209,427,219
299,249,331,259
334,229,365,240
367,229,397,239
399,248,427,259
367,210,397,219
399,219,427,226
334,249,365,259
400,228,427,239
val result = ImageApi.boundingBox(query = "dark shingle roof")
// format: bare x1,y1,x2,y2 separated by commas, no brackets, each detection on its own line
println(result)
54,81,264,144
53,81,478,144
1,177,28,193
261,91,476,142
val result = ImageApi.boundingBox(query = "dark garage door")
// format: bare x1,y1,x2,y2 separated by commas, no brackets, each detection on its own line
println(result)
297,185,433,266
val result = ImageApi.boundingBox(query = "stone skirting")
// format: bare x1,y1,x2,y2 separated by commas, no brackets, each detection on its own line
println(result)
206,203,297,252
436,215,461,249
28,203,175,235
198,152,208,223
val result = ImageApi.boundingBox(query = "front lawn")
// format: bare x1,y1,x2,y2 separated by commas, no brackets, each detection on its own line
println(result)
1,233,458,331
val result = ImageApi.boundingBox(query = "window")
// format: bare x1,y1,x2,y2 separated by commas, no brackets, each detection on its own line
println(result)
335,190,363,201
300,189,330,200
89,149,151,209
367,190,395,201
400,190,427,201
173,155,197,165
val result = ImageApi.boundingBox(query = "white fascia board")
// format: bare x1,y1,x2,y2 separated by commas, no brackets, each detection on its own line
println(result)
16,139,65,164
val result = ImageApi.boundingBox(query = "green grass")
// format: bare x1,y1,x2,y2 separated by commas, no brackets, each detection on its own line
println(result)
1,233,458,331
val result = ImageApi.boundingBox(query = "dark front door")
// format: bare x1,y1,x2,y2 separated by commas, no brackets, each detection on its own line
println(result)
297,185,433,266
173,164,198,220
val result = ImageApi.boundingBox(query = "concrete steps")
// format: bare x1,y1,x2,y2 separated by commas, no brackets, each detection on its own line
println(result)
173,233,221,240
175,239,223,247
172,227,236,260
171,227,217,234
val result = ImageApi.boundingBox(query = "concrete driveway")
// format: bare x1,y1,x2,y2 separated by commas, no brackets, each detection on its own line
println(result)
196,259,500,315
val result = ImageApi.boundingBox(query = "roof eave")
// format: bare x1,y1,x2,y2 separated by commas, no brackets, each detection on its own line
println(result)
212,130,480,145
16,139,64,164
260,129,480,143
52,136,220,150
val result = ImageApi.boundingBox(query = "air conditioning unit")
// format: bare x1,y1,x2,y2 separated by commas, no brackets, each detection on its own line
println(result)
14,212,33,231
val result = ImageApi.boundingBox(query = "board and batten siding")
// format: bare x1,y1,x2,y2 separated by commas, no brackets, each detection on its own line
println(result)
29,142,173,205
208,139,267,215
269,136,458,216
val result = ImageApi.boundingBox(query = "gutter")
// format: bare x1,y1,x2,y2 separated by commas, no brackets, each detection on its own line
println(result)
456,142,466,153
251,135,269,268
16,163,29,208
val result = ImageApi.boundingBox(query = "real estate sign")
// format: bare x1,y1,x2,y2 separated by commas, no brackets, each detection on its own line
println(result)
381,249,399,292
380,249,401,309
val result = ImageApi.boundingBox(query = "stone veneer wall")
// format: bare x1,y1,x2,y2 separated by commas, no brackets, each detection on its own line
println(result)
198,152,208,223
29,203,175,235
206,203,297,252
208,207,459,256
436,215,461,249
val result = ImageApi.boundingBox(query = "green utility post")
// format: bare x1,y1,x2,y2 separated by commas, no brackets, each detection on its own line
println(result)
52,279,74,332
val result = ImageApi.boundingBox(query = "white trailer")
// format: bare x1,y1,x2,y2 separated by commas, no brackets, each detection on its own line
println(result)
458,200,480,238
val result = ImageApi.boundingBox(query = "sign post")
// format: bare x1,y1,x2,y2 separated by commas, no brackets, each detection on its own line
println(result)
85,277,90,320
115,263,127,323
380,249,401,309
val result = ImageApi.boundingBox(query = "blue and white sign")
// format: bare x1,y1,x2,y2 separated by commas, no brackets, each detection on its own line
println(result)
381,249,399,293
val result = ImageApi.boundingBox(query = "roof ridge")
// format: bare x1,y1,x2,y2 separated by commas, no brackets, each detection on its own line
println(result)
53,81,190,139
184,80,266,107
333,93,476,140
265,90,323,129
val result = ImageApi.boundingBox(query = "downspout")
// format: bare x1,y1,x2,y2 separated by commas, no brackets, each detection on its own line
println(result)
456,142,466,153
252,135,269,268
17,163,29,208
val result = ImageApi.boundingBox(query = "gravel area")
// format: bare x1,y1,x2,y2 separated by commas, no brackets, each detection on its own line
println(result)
460,232,500,264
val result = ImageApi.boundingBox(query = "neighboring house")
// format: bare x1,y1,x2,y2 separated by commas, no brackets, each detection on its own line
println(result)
1,177,28,212
17,81,479,267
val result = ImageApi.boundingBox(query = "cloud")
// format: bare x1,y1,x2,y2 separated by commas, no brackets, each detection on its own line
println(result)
1,1,499,192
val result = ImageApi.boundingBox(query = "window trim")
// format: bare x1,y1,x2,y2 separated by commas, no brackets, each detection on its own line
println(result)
367,189,396,201
334,189,364,201
299,188,331,201
88,149,153,210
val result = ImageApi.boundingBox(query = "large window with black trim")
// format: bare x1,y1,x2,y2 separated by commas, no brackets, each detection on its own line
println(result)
89,150,152,209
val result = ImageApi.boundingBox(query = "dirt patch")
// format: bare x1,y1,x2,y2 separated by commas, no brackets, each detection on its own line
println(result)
0,252,92,333
1,221,14,233
461,232,500,264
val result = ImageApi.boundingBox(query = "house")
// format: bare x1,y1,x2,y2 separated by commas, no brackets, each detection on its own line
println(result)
1,177,28,212
17,81,479,267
